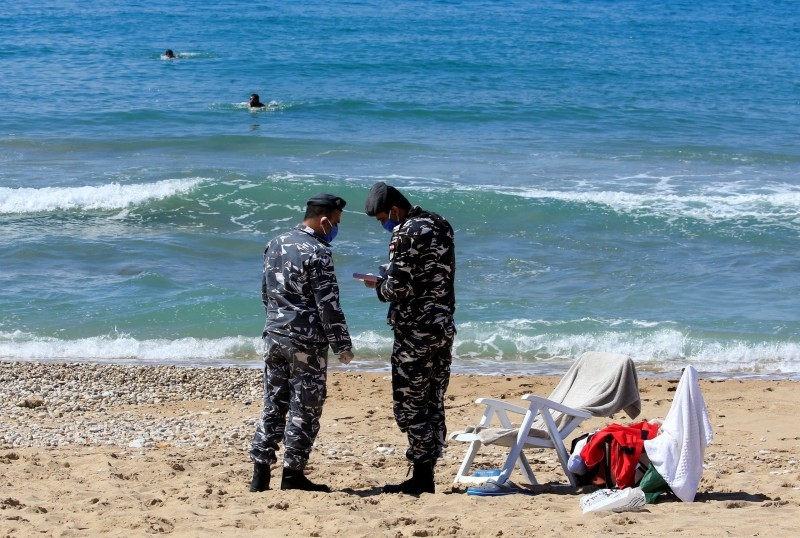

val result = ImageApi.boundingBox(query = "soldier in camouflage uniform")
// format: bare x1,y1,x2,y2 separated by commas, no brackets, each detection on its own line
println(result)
363,182,456,495
249,193,354,493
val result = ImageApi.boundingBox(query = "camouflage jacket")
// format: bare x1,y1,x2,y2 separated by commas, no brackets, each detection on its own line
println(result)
376,206,456,335
262,224,352,354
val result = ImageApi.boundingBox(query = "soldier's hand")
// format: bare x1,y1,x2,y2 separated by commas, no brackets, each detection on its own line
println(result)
364,276,384,289
339,350,354,365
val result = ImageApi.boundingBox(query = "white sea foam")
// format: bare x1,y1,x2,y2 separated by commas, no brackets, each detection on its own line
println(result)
0,332,260,367
0,178,205,215
362,178,800,227
507,185,800,226
1,328,797,378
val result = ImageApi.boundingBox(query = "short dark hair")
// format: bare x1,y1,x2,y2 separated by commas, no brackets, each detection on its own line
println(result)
304,204,338,220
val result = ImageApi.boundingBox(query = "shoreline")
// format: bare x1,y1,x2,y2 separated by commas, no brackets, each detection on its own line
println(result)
1,361,798,536
4,357,799,382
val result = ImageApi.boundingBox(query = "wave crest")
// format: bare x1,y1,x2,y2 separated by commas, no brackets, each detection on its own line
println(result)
0,178,205,214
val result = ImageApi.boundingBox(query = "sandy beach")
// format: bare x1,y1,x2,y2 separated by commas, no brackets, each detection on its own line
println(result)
0,361,798,537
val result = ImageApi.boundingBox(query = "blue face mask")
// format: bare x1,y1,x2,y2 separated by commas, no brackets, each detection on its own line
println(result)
322,225,338,243
382,211,399,232
321,219,338,243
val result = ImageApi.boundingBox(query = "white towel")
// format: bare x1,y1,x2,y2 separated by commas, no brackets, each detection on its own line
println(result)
643,365,713,502
543,351,641,430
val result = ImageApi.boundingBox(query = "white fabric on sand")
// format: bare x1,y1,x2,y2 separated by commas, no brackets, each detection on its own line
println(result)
643,365,713,502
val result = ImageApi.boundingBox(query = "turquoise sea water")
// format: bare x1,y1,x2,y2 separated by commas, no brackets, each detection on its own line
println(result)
1,1,799,378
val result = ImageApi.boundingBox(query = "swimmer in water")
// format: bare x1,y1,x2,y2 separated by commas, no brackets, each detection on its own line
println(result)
249,93,266,108
164,49,178,59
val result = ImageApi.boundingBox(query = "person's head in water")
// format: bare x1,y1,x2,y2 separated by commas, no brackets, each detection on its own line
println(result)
249,94,266,108
164,49,177,59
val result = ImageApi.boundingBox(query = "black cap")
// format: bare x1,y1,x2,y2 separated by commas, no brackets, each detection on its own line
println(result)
306,193,347,211
364,182,411,216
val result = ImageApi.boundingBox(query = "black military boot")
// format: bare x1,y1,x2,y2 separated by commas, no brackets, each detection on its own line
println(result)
280,467,331,492
249,462,271,492
383,460,435,495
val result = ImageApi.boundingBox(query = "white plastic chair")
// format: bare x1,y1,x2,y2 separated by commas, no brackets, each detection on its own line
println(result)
450,352,641,486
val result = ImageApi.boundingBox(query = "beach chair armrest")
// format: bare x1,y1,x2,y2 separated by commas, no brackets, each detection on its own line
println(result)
521,394,593,418
474,398,529,416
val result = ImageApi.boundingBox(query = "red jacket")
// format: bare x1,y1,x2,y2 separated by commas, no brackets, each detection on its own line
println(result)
580,421,660,489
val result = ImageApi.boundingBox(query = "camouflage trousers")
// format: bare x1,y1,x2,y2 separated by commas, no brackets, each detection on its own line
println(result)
250,334,328,471
390,326,454,465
